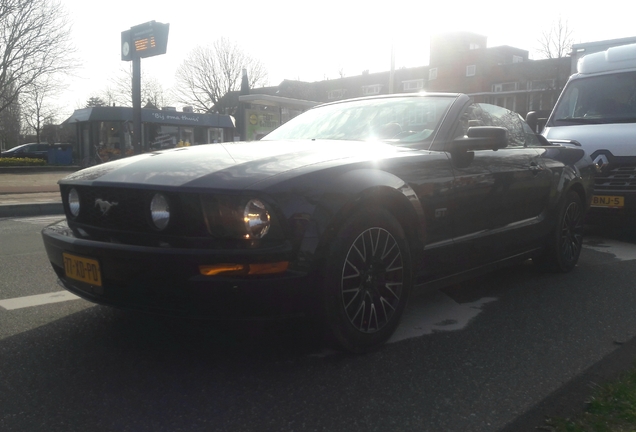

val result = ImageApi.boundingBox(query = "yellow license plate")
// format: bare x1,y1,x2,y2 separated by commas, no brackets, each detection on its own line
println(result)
63,253,102,286
591,195,624,208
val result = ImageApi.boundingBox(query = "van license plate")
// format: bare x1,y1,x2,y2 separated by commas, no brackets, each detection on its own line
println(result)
591,195,624,208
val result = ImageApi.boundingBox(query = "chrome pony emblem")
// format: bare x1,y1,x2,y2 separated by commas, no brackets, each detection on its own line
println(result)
95,198,118,216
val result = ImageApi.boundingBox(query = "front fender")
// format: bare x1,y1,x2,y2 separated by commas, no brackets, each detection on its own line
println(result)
274,168,426,272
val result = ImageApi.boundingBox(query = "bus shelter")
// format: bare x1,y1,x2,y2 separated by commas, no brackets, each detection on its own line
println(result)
65,106,235,166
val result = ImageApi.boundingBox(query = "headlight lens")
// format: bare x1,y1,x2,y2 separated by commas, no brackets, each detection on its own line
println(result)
243,199,270,239
201,195,274,239
68,188,80,217
150,193,170,230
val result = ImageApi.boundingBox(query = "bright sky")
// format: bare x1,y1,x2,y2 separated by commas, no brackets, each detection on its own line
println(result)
58,0,634,119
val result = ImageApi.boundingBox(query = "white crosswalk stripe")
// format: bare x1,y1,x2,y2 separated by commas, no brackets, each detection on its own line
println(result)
13,215,65,225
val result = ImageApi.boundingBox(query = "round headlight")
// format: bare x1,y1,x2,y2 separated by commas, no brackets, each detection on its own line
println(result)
243,199,270,239
150,193,170,230
68,188,80,217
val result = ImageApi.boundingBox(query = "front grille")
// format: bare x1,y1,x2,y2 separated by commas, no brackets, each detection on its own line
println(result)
61,185,206,236
595,165,636,192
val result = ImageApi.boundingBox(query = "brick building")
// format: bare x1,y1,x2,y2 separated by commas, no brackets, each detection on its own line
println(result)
222,31,572,139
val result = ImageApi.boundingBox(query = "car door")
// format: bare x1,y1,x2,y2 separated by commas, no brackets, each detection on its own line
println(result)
18,144,37,158
445,103,552,268
35,144,49,160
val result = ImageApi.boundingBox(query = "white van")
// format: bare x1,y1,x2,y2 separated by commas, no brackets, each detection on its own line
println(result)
541,43,636,215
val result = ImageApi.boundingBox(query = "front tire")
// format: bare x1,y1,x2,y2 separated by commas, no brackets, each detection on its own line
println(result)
534,190,584,272
322,207,413,353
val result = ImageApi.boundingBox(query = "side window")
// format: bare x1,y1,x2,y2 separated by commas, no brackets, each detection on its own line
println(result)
456,103,537,148
521,122,541,147
36,144,49,152
455,103,494,139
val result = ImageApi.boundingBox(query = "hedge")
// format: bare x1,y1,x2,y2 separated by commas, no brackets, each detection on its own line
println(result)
0,157,47,167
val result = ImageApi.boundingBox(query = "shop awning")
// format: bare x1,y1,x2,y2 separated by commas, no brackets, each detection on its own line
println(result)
64,106,235,128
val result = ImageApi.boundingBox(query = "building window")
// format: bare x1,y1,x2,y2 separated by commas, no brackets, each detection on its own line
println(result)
513,55,524,63
530,79,555,90
470,43,481,50
428,68,437,80
493,82,518,92
362,84,382,95
466,65,476,77
402,79,424,91
328,89,345,100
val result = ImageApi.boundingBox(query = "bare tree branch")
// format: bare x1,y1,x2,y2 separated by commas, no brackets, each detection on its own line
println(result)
101,66,172,108
537,16,574,59
172,37,268,113
21,75,61,142
0,0,78,115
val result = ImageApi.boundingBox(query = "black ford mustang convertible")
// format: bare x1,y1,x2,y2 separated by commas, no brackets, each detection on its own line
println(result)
42,93,596,353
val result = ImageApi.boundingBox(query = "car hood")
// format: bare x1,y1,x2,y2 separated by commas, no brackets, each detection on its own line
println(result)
543,123,636,157
61,140,410,190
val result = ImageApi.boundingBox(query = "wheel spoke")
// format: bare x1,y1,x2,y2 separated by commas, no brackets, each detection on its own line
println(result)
368,303,378,332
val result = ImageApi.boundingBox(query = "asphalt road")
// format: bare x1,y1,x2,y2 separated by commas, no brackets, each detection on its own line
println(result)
2,215,636,431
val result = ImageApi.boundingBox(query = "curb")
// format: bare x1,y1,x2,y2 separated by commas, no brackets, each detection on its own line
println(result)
0,202,63,218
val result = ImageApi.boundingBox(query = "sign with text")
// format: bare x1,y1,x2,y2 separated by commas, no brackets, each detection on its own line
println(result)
121,21,169,61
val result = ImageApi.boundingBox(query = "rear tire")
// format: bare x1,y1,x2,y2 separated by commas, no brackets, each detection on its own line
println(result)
322,207,413,353
533,190,584,272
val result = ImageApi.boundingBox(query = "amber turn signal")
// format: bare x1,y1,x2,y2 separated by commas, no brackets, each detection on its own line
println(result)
199,262,289,276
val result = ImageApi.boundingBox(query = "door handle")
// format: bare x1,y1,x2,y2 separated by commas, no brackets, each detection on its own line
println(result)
529,162,543,174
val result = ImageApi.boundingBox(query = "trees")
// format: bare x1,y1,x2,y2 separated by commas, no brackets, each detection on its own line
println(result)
102,67,171,108
21,76,61,143
173,37,268,114
86,96,107,108
0,94,20,150
537,17,574,59
0,0,76,146
0,0,76,115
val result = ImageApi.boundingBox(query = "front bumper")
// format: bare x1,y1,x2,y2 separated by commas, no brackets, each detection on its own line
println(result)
41,221,314,319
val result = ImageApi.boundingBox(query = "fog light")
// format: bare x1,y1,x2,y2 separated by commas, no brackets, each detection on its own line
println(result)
150,193,170,230
68,188,80,217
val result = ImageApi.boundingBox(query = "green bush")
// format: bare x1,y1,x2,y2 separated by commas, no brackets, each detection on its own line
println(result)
0,157,47,166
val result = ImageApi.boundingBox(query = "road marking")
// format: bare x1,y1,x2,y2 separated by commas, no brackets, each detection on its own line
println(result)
13,215,65,225
0,291,80,310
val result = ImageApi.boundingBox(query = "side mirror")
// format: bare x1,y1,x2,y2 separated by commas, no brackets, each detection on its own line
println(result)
453,126,508,152
526,111,538,132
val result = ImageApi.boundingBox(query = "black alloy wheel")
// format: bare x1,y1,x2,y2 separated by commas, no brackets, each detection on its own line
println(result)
323,207,412,353
534,190,584,272
341,226,404,333
558,194,584,266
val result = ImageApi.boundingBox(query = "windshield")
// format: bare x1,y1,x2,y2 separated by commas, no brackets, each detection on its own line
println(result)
552,71,636,125
262,96,454,143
